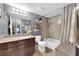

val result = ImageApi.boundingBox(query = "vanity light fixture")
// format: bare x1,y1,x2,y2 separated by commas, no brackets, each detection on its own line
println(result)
11,7,27,15
7,3,30,11
19,10,23,13
11,7,16,11
15,9,20,12
23,11,26,14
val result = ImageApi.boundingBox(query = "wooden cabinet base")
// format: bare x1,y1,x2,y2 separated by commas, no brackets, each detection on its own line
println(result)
0,38,35,56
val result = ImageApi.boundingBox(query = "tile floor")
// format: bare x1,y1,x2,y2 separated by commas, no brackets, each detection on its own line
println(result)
33,48,68,56
33,42,76,56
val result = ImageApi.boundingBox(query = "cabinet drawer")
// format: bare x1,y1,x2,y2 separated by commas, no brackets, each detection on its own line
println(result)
0,44,3,49
7,41,18,48
0,41,17,49
0,43,8,49
17,40,25,46
4,47,18,56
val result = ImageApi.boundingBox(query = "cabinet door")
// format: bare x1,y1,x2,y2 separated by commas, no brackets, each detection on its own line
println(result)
0,49,4,56
4,47,17,56
0,43,8,56
18,45,25,56
27,39,35,47
27,47,35,56
3,42,18,56
25,38,35,56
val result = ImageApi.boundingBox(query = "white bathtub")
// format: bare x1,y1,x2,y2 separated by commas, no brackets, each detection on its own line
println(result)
44,38,61,51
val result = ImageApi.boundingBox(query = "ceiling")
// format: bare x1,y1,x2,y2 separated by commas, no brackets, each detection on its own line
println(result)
5,3,69,18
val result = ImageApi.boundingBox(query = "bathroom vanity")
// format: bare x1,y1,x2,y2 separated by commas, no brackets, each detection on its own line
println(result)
0,36,35,56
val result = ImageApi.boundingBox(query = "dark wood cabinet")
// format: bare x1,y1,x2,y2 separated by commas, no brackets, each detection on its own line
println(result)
18,45,25,56
5,42,18,56
0,49,4,56
27,47,35,56
0,37,35,56
25,39,35,56
4,47,17,56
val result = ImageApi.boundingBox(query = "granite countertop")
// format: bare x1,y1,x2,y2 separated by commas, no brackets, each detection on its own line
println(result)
0,35,35,44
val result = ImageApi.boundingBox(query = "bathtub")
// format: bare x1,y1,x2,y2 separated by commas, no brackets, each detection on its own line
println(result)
44,38,61,51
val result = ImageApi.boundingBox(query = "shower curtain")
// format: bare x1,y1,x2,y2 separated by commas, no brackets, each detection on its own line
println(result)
61,3,77,43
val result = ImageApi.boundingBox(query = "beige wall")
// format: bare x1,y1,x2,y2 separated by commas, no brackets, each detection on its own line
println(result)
48,15,62,40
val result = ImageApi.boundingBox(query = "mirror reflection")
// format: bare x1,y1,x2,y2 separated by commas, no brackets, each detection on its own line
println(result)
11,17,31,35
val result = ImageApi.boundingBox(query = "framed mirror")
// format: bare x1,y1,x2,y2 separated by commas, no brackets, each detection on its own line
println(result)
0,7,2,18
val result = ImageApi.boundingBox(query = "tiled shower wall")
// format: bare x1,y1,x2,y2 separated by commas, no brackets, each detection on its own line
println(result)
48,15,62,40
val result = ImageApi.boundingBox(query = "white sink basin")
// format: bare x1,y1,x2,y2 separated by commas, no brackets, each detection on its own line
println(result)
38,41,46,46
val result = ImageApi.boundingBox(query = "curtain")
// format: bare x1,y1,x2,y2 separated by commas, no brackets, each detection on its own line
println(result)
76,8,79,45
61,3,77,43
69,5,77,44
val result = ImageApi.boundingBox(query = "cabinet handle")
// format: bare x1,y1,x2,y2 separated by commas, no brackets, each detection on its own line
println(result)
19,45,24,48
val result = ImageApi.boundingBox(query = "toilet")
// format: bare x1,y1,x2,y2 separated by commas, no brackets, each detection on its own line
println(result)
35,36,46,53
38,41,46,53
